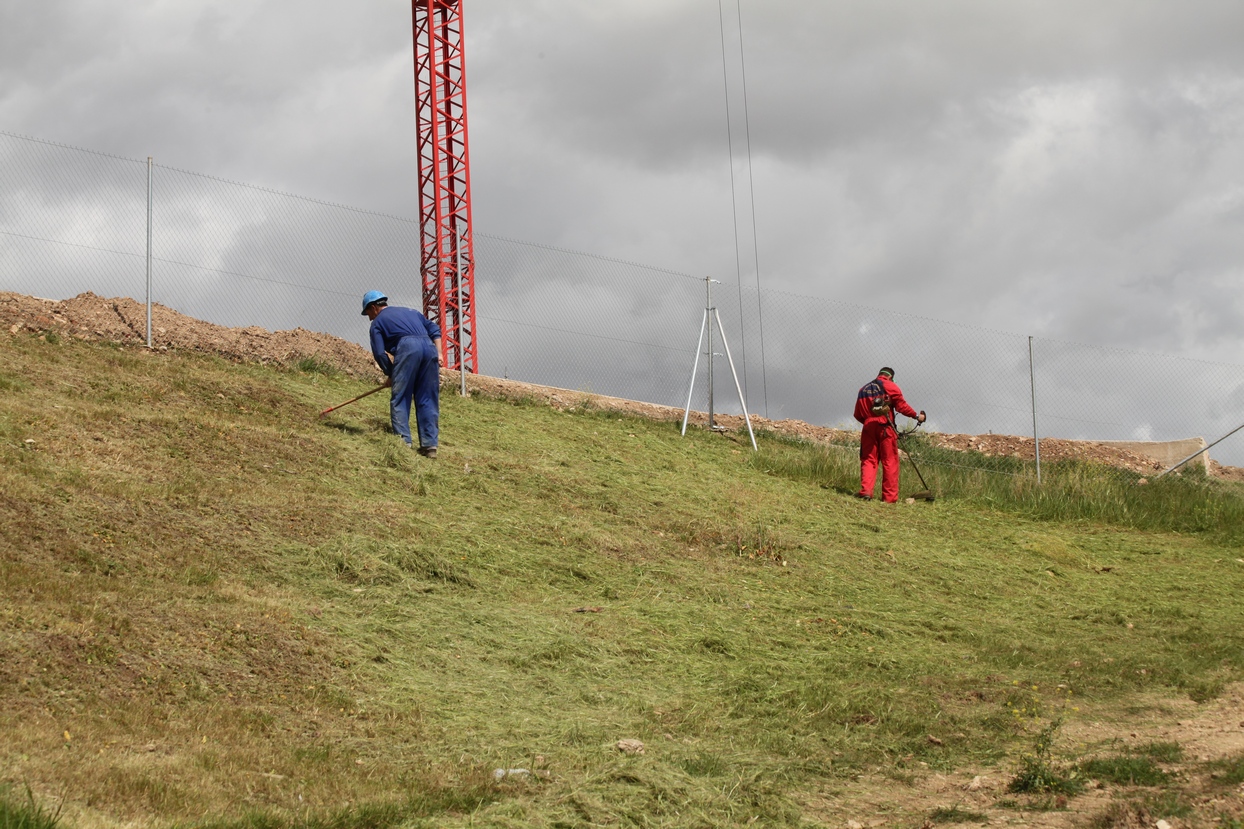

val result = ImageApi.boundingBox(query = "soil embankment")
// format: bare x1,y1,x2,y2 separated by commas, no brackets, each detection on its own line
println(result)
4,291,1241,481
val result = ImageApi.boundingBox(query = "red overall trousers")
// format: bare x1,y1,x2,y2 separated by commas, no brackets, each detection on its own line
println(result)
854,374,919,503
859,421,900,502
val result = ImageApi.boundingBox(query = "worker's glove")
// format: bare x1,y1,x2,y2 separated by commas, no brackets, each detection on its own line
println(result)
383,376,393,388
917,410,926,423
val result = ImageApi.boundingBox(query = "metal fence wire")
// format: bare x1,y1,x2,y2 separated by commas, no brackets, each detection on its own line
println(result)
3,129,1244,476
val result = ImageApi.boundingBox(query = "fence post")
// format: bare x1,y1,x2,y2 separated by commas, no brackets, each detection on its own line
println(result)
146,156,153,348
1029,335,1041,483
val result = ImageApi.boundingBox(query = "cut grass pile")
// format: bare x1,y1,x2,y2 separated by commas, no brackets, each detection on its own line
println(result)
2,333,1243,827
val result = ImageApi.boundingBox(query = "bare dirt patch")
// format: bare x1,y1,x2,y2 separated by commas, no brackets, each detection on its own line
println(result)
5,291,1243,481
800,684,1244,828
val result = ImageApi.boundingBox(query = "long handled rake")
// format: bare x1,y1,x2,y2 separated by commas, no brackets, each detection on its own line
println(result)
319,383,387,419
895,414,935,502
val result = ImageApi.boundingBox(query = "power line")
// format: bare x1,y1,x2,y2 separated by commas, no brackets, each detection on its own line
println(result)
718,0,749,401
734,0,769,418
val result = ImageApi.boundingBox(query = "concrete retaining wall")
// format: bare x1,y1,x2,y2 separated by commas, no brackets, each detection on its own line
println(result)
1092,437,1209,473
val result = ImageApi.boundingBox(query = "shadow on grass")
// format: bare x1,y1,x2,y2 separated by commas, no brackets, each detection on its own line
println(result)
321,421,366,435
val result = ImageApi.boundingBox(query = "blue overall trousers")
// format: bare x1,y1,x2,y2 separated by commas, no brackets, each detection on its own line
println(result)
389,335,439,449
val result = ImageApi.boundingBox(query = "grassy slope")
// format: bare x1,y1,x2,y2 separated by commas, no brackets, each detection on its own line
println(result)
2,334,1243,828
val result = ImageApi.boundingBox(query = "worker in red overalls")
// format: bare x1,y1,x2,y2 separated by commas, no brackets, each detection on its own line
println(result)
854,367,925,502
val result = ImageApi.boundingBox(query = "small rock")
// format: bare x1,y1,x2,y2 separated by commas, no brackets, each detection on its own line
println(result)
927,735,943,746
616,739,645,755
905,497,916,504
1137,478,1148,485
493,768,530,780
847,821,864,829
1156,820,1172,829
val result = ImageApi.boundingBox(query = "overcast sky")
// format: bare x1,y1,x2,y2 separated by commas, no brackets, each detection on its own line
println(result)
4,0,1244,363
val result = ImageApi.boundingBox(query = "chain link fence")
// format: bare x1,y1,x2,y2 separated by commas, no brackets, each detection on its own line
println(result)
4,129,1244,477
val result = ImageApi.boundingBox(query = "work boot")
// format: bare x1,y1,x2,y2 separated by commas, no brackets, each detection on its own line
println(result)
853,492,872,500
418,446,438,459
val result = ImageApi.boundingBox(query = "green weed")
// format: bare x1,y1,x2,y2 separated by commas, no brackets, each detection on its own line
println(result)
1208,753,1244,787
1136,741,1183,763
1135,790,1192,818
1079,755,1168,786
1008,719,1083,795
0,786,62,829
291,355,339,377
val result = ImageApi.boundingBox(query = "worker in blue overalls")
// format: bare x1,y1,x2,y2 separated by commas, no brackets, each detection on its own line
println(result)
361,290,442,458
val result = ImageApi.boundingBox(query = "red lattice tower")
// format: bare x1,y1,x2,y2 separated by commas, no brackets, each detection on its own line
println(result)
412,0,477,373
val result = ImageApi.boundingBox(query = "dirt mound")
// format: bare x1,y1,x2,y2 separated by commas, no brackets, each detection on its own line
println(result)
929,432,1165,475
5,291,1242,481
1,291,377,377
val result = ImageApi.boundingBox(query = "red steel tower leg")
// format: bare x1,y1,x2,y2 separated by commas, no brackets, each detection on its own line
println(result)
412,0,477,373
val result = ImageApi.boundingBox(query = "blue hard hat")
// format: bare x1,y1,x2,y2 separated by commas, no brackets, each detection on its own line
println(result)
361,290,388,315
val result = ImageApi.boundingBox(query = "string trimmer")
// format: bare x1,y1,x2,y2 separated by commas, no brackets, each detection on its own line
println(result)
894,412,935,502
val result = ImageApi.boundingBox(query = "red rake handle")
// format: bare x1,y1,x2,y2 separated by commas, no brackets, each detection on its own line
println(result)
318,383,387,418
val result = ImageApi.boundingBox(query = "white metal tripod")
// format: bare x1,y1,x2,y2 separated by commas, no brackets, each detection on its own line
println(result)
680,277,758,451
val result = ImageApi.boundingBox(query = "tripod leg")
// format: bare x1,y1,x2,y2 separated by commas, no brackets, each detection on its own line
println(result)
713,308,757,451
681,310,709,436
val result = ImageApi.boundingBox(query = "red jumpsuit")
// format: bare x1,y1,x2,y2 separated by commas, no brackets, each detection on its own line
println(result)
854,374,920,503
